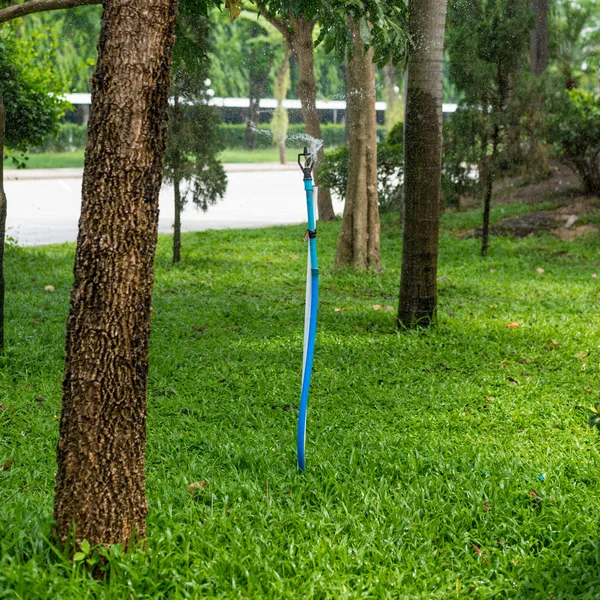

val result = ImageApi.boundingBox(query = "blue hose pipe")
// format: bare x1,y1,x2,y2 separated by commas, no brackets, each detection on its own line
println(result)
297,148,319,472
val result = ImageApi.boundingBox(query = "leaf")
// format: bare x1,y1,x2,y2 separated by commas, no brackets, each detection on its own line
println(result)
536,268,545,274
44,285,55,292
225,0,242,22
384,306,394,312
506,322,520,328
334,307,347,312
80,539,91,555
359,17,372,45
188,481,208,493
372,304,382,311
73,552,86,562
1,458,14,471
592,274,597,279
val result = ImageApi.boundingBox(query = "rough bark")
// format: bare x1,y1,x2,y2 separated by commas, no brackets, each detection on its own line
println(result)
286,16,335,221
0,88,6,352
398,0,447,327
53,0,178,550
334,17,379,270
530,0,548,76
0,0,99,25
173,173,182,264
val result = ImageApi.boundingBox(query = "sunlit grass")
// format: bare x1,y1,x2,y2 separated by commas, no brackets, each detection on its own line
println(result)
1,207,600,598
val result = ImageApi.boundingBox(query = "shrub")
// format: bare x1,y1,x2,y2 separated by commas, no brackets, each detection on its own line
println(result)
320,122,403,212
548,90,600,195
34,122,88,153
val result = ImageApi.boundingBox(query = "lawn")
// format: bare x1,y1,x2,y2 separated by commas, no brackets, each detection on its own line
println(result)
2,147,304,170
1,205,600,598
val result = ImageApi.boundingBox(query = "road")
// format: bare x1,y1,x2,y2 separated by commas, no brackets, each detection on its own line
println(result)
4,164,343,246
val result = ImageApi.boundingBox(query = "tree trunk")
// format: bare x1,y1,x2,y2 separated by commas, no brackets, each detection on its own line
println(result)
530,0,548,76
481,125,499,257
334,17,380,270
173,173,182,264
274,46,291,165
398,0,448,327
0,87,6,353
53,0,178,550
384,61,403,133
245,79,259,151
288,16,335,221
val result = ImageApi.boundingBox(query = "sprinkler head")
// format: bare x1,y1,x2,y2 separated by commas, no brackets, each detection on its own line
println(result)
298,147,314,179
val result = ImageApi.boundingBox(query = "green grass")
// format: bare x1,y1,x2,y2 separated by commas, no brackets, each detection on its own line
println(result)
2,147,304,170
1,206,600,598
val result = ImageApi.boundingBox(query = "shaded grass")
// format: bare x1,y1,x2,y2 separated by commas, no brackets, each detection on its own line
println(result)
1,208,600,598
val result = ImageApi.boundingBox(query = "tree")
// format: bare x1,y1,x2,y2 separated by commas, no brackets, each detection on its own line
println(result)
530,0,548,76
255,2,336,220
446,0,534,256
270,43,291,164
0,24,66,351
53,0,179,549
398,0,448,327
334,16,380,269
164,15,227,264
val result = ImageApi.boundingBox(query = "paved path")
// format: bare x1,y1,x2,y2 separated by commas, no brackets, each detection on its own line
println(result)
4,164,343,246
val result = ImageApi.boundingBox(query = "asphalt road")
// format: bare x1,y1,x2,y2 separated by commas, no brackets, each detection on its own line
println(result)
4,165,343,246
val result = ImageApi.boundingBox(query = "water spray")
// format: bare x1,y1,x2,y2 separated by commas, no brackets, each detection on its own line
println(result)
297,147,319,472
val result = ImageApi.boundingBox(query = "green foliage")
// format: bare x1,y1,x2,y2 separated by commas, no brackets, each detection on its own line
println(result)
2,207,600,597
0,27,67,157
34,123,88,153
320,122,403,212
548,89,600,195
163,16,227,213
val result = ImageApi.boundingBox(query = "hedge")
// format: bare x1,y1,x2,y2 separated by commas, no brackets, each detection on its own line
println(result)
32,122,388,153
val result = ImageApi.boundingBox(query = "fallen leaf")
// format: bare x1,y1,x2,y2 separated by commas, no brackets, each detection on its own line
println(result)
490,268,496,273
506,377,519,384
576,350,590,359
384,306,394,312
44,285,55,292
472,545,488,564
290,253,299,260
482,501,491,512
518,358,532,364
529,489,541,502
1,458,14,471
334,307,347,312
536,268,545,274
0,404,5,410
188,481,208,493
191,325,207,334
550,339,559,347
372,304,382,311
592,274,597,279
486,396,494,403
507,322,520,328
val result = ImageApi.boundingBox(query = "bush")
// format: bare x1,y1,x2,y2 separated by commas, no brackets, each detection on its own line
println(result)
34,122,88,153
320,122,403,212
548,90,600,195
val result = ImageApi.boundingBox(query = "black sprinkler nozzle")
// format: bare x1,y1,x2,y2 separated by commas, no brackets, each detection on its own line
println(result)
298,147,314,179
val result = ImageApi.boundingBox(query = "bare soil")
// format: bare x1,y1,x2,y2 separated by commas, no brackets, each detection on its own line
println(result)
458,160,600,239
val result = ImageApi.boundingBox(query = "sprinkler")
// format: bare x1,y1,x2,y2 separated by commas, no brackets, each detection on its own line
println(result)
297,147,319,472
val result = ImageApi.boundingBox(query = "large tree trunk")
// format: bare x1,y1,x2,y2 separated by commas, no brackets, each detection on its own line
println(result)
0,88,6,352
398,0,448,327
53,0,178,550
334,17,379,270
288,16,335,221
530,0,548,76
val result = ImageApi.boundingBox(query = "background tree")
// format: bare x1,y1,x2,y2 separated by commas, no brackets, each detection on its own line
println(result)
530,0,548,76
53,0,180,549
0,24,66,351
398,0,448,327
270,44,291,164
334,15,380,270
446,0,535,256
164,13,227,263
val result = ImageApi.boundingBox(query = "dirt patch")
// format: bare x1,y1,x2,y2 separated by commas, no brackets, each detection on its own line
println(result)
554,224,599,241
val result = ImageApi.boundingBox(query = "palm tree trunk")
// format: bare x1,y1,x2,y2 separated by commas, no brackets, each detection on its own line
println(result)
398,0,448,327
334,17,380,270
53,0,178,550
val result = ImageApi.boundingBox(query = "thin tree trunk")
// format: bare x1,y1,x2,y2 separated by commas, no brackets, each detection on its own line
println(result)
334,17,379,270
246,79,259,150
481,125,499,257
398,0,448,327
173,173,182,264
384,61,402,133
0,87,6,353
274,46,291,165
530,0,548,76
288,16,335,221
54,0,178,550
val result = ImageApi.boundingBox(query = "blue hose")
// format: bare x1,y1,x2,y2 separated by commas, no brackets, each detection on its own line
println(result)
297,150,319,472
